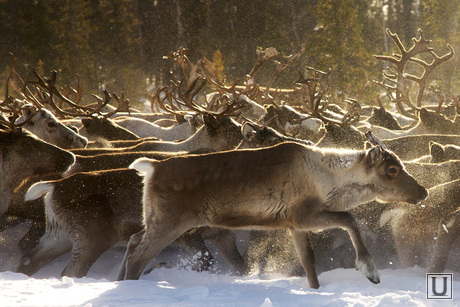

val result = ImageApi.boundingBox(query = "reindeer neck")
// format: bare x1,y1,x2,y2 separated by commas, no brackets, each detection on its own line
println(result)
320,148,365,170
0,174,18,214
319,149,375,211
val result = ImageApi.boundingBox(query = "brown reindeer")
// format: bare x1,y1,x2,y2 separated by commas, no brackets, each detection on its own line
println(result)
70,115,243,156
0,127,76,262
429,141,460,163
358,108,459,140
15,120,313,277
78,116,140,141
0,129,75,216
117,141,427,288
429,207,460,273
382,179,460,272
17,168,247,278
260,104,324,142
366,107,403,131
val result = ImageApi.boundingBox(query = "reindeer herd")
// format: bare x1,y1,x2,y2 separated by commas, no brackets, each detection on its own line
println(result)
1,30,460,290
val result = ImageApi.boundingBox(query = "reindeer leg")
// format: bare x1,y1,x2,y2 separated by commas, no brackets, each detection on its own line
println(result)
17,226,72,276
289,229,319,289
179,229,215,272
429,209,460,273
119,215,194,280
203,228,247,275
296,209,379,284
18,220,46,252
117,230,145,281
0,215,23,232
61,233,116,278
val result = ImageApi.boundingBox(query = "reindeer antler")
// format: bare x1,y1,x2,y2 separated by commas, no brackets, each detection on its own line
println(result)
374,28,455,116
248,47,279,78
264,45,305,99
152,48,241,118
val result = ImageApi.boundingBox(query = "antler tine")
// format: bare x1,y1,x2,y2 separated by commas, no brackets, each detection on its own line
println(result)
0,113,18,132
159,48,245,119
341,98,361,125
103,92,130,119
0,72,21,131
11,67,44,110
0,98,22,127
430,86,445,114
265,45,305,98
296,66,332,123
248,46,279,77
1,66,20,116
28,69,98,117
152,85,188,115
374,28,455,111
59,75,84,109
2,54,16,104
91,89,112,115
32,70,77,118
0,57,29,129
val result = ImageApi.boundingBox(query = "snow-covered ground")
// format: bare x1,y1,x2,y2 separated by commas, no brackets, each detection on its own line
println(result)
0,232,458,307
1,264,458,306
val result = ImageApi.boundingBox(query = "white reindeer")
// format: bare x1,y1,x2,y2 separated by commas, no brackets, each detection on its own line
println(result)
113,114,200,141
15,105,88,149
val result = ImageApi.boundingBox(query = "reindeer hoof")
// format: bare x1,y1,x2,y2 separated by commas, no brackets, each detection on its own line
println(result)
367,275,380,284
356,259,380,284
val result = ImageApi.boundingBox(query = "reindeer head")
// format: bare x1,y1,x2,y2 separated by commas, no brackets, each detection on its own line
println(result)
368,107,402,130
238,122,314,149
365,132,428,204
429,141,460,163
16,105,88,149
0,129,75,177
261,104,323,140
419,108,458,134
79,116,139,141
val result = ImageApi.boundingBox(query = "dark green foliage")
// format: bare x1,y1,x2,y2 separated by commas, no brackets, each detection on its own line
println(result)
0,0,458,108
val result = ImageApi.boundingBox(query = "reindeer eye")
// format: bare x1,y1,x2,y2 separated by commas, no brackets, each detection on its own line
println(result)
387,165,399,177
47,122,56,128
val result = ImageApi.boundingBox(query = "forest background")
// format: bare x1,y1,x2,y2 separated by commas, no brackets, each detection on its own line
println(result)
0,0,459,109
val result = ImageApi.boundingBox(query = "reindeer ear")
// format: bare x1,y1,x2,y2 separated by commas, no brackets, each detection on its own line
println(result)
15,105,37,125
264,105,276,116
175,113,186,124
419,108,430,122
22,105,37,118
367,145,383,166
241,122,257,140
429,141,446,160
81,118,92,127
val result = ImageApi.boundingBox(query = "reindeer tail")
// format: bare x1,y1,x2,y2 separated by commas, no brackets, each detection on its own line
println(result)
129,158,156,177
25,182,54,201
